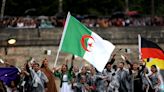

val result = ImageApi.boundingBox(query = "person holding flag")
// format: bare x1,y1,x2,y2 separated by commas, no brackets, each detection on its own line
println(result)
124,57,146,92
53,63,73,92
53,55,75,92
138,34,164,92
54,12,115,72
138,34,164,70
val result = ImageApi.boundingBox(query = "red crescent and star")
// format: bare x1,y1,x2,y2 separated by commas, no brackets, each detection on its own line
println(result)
81,34,95,52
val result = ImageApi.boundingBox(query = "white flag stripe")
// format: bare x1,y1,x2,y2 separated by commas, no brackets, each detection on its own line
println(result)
83,32,115,72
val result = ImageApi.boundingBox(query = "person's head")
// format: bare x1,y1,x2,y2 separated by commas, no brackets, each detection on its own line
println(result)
132,62,139,70
105,62,112,70
20,66,25,71
41,58,48,68
80,75,87,83
151,65,158,73
73,65,79,73
20,66,26,77
90,67,96,75
61,64,68,73
81,66,87,74
118,62,124,69
30,60,36,69
85,64,91,72
33,63,40,72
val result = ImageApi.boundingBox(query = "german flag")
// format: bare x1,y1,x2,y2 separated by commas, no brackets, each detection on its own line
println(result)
138,35,164,69
139,36,164,60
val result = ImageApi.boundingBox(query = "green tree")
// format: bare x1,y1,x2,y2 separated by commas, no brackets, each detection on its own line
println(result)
1,0,164,16
64,0,124,15
4,0,58,16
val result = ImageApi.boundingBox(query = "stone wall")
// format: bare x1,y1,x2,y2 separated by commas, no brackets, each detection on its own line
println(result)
0,27,163,68
0,27,164,46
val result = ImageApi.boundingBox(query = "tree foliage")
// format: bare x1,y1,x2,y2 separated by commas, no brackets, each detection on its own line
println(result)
0,0,164,16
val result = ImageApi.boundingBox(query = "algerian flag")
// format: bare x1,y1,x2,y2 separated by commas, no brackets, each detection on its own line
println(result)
58,12,115,72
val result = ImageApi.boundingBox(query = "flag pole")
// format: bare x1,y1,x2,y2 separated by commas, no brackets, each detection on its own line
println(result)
138,34,141,60
53,12,71,67
54,50,60,67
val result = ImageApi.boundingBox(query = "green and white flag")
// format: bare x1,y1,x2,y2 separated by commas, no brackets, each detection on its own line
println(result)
59,13,115,72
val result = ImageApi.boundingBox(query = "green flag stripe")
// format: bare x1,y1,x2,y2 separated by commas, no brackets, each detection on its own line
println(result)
61,15,92,57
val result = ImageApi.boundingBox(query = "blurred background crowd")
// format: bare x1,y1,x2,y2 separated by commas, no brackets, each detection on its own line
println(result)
1,15,164,28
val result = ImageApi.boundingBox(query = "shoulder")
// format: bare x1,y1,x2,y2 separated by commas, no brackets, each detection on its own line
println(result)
156,73,162,78
102,69,107,74
40,70,47,76
103,69,107,72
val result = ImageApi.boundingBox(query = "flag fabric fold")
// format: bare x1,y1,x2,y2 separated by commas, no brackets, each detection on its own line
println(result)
59,13,115,72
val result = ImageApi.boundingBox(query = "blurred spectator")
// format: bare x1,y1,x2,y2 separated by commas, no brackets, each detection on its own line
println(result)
39,19,54,28
97,18,109,28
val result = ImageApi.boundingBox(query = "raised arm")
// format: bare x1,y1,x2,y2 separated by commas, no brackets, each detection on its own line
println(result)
53,67,62,78
109,54,116,65
69,55,75,72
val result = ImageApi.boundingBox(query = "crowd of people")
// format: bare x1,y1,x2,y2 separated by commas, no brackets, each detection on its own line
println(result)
0,15,164,28
0,16,64,28
0,54,163,92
